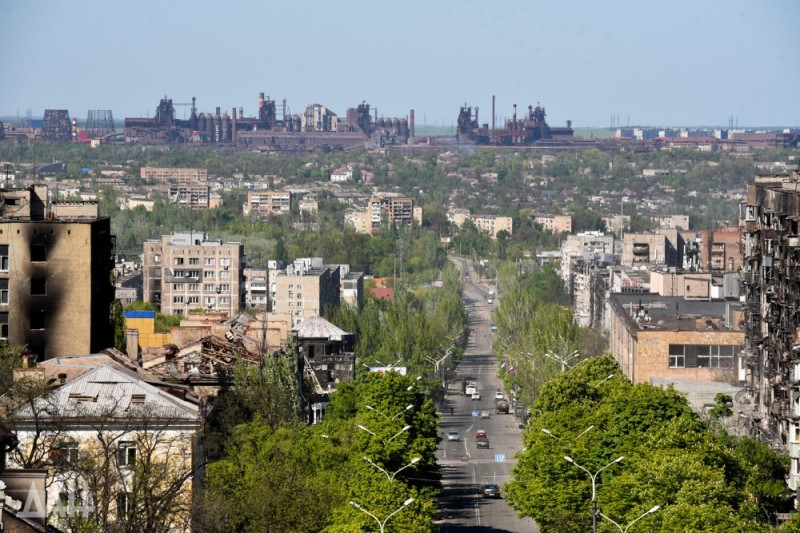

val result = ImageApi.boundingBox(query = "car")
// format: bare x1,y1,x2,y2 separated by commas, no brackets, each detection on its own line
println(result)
471,392,481,401
482,483,501,498
480,410,491,419
487,298,493,304
475,429,487,439
446,431,460,441
476,438,490,449
494,391,504,400
490,323,497,331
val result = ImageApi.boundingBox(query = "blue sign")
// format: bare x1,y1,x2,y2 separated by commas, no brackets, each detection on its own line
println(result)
495,454,506,462
472,410,480,417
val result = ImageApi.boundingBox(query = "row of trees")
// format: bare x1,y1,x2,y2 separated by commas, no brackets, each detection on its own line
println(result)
197,369,440,532
505,355,797,532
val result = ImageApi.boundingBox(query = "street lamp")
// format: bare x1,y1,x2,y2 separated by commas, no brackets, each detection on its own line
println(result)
541,426,594,441
363,456,421,481
564,455,624,533
349,497,415,533
543,350,582,372
358,424,412,445
366,404,414,421
595,374,615,386
599,505,660,532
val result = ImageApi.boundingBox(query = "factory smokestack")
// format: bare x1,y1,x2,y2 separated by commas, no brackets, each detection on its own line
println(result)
409,109,415,144
232,107,237,144
492,95,496,131
512,104,517,130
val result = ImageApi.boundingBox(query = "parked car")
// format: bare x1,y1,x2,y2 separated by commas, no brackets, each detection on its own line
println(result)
471,392,481,401
446,431,460,442
480,410,491,419
482,483,501,498
476,438,490,449
475,429,487,439
494,391,504,400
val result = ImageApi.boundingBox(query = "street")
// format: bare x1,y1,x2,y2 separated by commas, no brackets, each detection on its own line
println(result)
436,257,538,532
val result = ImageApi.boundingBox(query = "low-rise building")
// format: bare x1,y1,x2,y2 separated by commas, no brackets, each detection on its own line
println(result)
140,167,207,184
533,214,572,234
244,190,293,217
168,183,210,209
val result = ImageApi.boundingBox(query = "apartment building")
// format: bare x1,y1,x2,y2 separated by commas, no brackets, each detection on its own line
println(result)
0,185,115,360
471,215,513,239
534,214,572,234
140,167,207,184
244,267,269,310
244,190,293,217
621,229,682,268
271,262,341,325
609,293,743,385
142,232,245,316
559,231,615,286
168,183,210,209
739,171,800,489
346,196,422,235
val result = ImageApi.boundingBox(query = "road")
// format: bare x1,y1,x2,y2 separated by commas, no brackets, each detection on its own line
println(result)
436,257,538,532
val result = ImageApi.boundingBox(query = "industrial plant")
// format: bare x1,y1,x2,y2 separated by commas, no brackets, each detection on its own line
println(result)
456,98,577,146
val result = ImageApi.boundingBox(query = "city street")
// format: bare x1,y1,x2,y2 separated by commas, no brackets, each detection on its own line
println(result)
436,258,538,532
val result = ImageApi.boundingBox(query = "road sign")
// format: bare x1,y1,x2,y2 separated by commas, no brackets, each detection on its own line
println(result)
495,454,506,462
472,410,480,417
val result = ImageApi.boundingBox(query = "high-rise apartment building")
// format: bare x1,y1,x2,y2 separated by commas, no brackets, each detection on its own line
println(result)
244,190,293,217
0,186,115,359
271,262,340,325
142,232,245,316
140,167,207,184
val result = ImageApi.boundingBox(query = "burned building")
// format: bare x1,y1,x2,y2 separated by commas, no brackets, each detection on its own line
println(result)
739,170,800,491
40,109,72,141
0,185,115,360
457,101,575,146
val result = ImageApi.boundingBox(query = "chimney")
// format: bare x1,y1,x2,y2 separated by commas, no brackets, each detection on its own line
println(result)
126,329,140,362
512,104,517,130
492,95,496,131
409,109,415,144
57,373,67,384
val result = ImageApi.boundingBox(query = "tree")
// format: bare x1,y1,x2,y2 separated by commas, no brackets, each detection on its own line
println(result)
111,299,126,352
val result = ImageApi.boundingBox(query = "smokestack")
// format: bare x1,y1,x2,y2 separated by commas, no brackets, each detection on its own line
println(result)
239,107,244,120
374,108,378,124
475,106,479,126
512,104,517,130
232,107,237,144
409,109,415,143
492,95,496,131
259,92,265,111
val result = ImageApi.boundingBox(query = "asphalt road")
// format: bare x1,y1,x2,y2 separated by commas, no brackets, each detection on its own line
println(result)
435,258,538,532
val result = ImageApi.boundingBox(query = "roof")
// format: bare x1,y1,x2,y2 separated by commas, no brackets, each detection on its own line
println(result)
14,361,200,425
611,293,742,332
292,315,349,341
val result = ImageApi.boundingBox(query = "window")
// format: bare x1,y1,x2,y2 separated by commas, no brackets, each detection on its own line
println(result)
173,270,184,279
0,279,7,304
0,245,7,271
173,296,184,304
116,491,132,516
173,283,184,291
296,293,302,299
154,254,161,263
117,442,136,467
188,283,200,292
203,284,215,292
31,278,46,295
31,243,46,262
204,297,215,306
220,297,230,305
218,284,230,292
220,271,230,280
188,296,199,305
1,312,9,338
204,271,215,279
186,270,200,279
668,345,685,368
173,257,184,265
697,345,736,368
220,258,231,267
30,309,45,329
288,302,294,307
204,258,216,266
189,257,199,265
54,442,79,466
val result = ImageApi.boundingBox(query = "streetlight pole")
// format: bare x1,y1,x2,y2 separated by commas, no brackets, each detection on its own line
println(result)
349,497,415,533
358,424,412,446
564,455,624,533
366,404,413,421
544,350,581,372
599,505,660,532
363,456,421,481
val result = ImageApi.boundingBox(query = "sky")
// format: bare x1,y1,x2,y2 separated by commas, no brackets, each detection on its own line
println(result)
1,0,798,128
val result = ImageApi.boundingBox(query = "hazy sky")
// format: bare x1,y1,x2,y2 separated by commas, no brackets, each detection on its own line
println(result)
1,1,797,128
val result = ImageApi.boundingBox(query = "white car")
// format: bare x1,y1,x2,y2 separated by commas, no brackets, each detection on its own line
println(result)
446,431,460,442
471,393,481,401
495,391,504,400
480,411,491,419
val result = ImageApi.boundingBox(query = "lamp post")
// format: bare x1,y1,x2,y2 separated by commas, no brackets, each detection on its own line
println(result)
564,455,624,533
363,456,421,481
595,374,615,386
541,425,594,441
599,505,660,532
366,404,414,421
358,424,412,446
349,497,415,533
543,349,581,372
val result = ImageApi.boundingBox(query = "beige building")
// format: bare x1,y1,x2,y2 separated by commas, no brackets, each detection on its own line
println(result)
534,214,572,234
271,264,341,326
244,190,293,217
621,229,682,267
140,167,207,184
0,186,115,360
609,294,743,384
471,215,513,239
344,210,372,234
168,183,210,209
347,196,421,235
244,267,269,310
560,231,615,284
142,232,245,316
